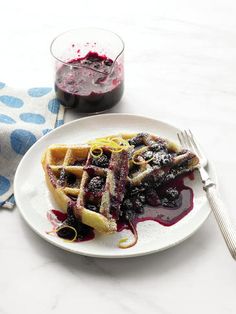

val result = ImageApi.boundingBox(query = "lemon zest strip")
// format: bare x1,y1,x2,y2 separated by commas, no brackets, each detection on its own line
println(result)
88,136,131,156
90,147,103,158
132,149,154,165
118,237,129,245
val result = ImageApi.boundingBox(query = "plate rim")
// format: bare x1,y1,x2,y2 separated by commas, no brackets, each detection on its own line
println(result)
14,113,213,258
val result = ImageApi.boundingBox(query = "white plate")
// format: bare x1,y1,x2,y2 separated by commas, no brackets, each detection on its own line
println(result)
14,114,214,258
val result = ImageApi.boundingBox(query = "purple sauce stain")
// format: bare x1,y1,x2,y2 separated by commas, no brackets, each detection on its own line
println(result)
47,166,57,188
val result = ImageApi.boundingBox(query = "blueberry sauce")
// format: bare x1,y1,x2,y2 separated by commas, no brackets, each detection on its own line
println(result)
47,173,195,245
48,209,67,225
55,51,124,112
118,173,194,233
47,209,95,242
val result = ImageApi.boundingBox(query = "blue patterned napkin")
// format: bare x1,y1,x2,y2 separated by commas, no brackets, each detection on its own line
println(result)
0,82,65,209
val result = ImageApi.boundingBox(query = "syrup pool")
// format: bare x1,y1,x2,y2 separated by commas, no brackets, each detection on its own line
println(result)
117,174,194,233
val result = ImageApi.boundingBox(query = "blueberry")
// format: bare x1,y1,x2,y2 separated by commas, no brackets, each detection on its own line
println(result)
128,134,144,147
86,203,99,212
154,177,164,189
57,226,76,240
161,154,173,165
87,176,105,192
142,176,155,189
65,214,77,227
67,173,77,187
143,150,153,160
58,169,77,187
122,198,133,211
65,206,77,226
152,153,173,167
143,181,151,189
61,205,91,239
139,194,146,204
130,187,140,196
92,154,109,168
150,142,167,152
164,171,176,182
165,188,179,200
133,198,144,214
145,189,161,207
76,221,92,239
104,59,113,66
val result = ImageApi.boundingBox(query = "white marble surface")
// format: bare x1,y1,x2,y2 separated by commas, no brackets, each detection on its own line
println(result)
1,0,236,313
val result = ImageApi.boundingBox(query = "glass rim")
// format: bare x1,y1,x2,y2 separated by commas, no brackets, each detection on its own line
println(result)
50,27,125,73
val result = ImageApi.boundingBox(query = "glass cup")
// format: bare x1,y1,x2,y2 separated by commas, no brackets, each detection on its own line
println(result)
50,28,124,113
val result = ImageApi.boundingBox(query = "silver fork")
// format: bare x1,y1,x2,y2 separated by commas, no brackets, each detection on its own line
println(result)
178,130,236,260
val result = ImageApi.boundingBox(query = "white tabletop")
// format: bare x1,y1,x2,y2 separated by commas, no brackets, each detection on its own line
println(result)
1,1,236,313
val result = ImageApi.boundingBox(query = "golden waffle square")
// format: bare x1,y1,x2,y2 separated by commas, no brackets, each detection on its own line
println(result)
41,144,90,212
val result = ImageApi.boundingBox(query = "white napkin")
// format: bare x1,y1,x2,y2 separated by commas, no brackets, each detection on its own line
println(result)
0,82,65,209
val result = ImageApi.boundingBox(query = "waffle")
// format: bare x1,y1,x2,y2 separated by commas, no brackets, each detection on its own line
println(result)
42,143,129,233
42,132,199,235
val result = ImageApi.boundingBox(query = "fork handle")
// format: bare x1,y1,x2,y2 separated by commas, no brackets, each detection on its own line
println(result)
206,185,236,260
